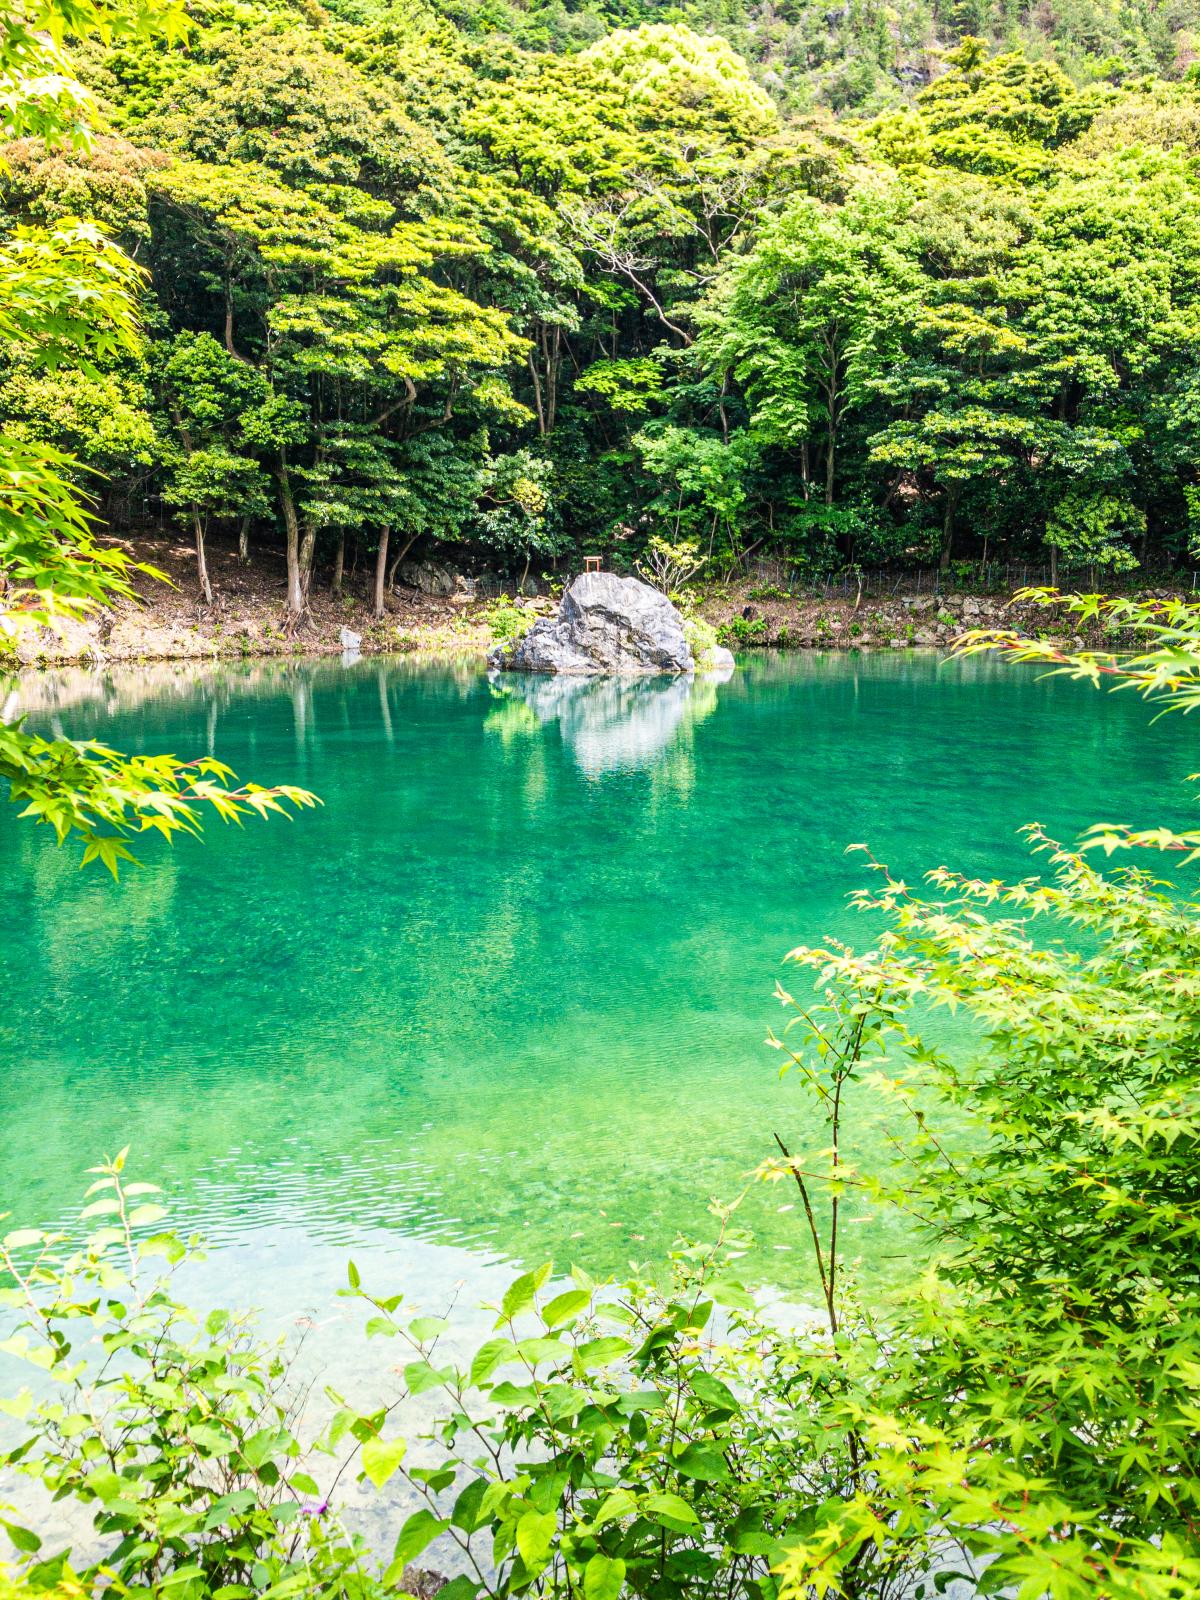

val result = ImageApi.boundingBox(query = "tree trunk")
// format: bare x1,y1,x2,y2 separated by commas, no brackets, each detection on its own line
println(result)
825,424,836,506
387,533,417,592
277,458,306,619
527,351,546,438
191,506,213,606
168,401,213,605
1050,541,1059,585
939,488,959,573
298,522,317,605
238,513,251,564
373,527,390,620
331,530,345,597
546,325,561,433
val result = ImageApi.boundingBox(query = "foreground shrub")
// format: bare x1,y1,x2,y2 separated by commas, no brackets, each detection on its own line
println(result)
0,1156,381,1598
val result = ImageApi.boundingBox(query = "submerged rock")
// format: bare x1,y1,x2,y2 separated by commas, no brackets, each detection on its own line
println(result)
489,571,700,675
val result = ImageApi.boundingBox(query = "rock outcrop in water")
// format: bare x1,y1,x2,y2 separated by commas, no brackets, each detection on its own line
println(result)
488,570,734,675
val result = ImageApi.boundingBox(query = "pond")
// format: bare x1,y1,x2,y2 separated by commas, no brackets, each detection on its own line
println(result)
1,649,1192,1355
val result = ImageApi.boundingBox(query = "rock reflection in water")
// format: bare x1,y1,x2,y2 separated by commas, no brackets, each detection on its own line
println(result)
487,668,729,776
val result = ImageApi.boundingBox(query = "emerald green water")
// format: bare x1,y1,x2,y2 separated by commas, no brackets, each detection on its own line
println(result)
1,651,1192,1332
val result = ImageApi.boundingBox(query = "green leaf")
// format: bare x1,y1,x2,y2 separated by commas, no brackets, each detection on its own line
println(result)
501,1262,552,1321
436,1579,479,1600
451,1476,489,1533
516,1335,567,1366
730,1529,777,1556
576,1336,631,1369
139,1231,186,1262
643,1492,700,1531
361,1434,407,1488
689,1372,739,1413
516,1508,556,1572
706,1280,755,1311
2,1230,43,1250
593,1488,638,1527
383,1508,450,1583
409,1316,449,1342
3,1521,42,1554
469,1337,516,1387
673,1443,731,1483
404,1359,450,1396
543,1288,591,1327
190,1424,232,1456
241,1433,284,1465
530,1468,569,1513
584,1553,625,1600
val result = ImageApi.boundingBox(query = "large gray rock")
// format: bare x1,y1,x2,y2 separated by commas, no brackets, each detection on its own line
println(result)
399,559,457,597
490,571,693,675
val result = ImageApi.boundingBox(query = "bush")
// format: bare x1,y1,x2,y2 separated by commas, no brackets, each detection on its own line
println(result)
0,1154,384,1598
682,615,723,669
715,616,768,646
484,595,534,643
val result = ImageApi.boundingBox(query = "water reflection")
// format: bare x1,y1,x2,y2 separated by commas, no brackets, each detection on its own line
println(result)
486,670,726,776
2,650,1193,1328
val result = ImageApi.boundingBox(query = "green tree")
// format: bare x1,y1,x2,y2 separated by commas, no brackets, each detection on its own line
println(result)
149,157,525,620
0,0,313,867
158,330,273,601
704,189,914,514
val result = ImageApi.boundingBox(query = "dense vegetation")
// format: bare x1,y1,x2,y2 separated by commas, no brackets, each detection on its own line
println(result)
11,0,1200,621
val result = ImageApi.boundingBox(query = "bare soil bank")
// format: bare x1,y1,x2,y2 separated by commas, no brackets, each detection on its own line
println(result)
9,533,1137,667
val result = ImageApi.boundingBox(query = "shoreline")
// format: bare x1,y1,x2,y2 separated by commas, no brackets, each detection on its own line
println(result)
6,533,1145,671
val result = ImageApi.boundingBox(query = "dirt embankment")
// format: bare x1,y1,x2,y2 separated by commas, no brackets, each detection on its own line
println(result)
8,533,1119,668
12,536,497,665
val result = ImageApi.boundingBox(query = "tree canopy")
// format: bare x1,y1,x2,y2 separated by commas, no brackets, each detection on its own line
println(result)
10,0,1200,611
7,9,1200,1595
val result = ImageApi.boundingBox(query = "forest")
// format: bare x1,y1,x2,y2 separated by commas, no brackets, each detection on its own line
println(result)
9,0,1200,620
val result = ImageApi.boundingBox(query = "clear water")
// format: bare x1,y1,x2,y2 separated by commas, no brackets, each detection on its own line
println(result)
1,651,1192,1340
